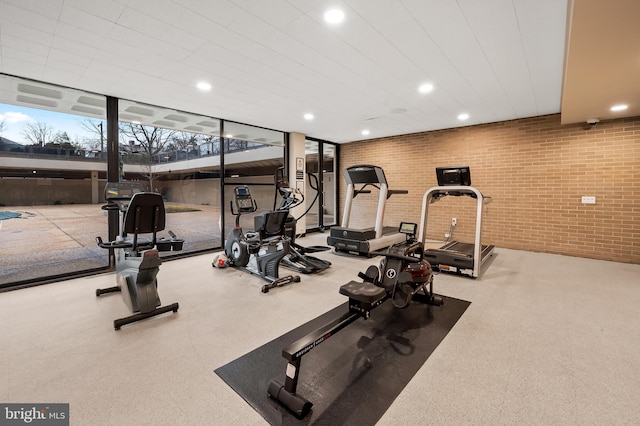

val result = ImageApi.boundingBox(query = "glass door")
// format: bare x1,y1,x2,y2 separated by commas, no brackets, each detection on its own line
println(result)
304,139,337,232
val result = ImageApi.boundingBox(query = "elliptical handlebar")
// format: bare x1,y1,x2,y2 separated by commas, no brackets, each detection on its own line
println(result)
277,187,304,211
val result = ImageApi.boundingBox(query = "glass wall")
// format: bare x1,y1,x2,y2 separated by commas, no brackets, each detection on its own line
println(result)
117,99,222,255
0,74,337,289
222,122,285,241
0,75,109,287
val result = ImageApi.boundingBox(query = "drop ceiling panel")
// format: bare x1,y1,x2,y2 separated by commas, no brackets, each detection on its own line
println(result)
65,0,124,22
515,0,567,114
0,2,59,33
58,4,115,34
125,0,187,25
1,0,635,143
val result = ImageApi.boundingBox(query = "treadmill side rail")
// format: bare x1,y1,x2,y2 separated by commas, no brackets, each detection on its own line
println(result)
418,185,493,278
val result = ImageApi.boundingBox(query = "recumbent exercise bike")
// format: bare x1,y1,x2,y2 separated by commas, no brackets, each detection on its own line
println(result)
95,182,181,330
213,185,300,293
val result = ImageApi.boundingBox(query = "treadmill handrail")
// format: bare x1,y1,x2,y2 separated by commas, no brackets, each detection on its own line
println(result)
418,185,488,278
340,165,408,240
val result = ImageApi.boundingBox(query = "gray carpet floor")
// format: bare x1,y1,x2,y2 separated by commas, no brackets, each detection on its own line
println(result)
1,234,639,425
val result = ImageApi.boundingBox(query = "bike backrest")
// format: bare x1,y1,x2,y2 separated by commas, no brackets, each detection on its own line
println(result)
254,210,289,240
122,192,166,246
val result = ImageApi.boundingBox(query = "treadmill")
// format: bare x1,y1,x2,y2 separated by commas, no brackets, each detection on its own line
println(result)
418,166,495,278
328,164,408,256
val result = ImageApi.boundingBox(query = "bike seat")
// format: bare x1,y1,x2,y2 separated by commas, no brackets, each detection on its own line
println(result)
339,280,386,303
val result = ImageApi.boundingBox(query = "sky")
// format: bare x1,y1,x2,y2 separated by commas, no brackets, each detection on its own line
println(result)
0,103,99,145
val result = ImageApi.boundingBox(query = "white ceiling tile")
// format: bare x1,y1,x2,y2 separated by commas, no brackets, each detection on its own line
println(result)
63,0,125,22
180,0,245,27
57,4,115,34
1,0,63,21
0,0,574,142
0,2,58,34
124,0,187,25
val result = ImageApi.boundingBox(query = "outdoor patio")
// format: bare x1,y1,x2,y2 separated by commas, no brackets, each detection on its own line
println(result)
0,203,222,286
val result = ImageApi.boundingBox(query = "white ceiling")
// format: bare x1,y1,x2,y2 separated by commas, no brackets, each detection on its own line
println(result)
0,0,634,144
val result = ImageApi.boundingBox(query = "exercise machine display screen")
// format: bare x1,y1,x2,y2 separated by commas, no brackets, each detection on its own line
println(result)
436,166,471,186
104,182,145,200
234,186,254,211
399,222,417,235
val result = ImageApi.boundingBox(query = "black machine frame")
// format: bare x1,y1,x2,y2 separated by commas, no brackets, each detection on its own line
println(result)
267,223,443,418
273,167,332,274
218,185,301,293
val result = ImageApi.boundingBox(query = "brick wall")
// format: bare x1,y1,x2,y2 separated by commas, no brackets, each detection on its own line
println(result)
339,114,640,264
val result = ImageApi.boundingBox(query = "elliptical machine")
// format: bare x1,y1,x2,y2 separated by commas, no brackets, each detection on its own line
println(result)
273,167,331,274
213,185,300,293
95,182,181,330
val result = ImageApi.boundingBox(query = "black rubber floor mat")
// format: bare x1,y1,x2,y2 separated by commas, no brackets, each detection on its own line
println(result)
215,295,470,425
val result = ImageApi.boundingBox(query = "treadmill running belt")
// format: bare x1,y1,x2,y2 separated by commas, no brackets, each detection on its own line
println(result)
440,241,475,254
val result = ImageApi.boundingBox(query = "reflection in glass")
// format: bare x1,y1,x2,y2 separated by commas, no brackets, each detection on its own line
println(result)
323,143,337,227
222,123,285,240
117,99,222,255
0,75,109,286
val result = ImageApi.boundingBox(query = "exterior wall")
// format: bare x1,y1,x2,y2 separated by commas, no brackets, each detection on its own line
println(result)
0,178,94,205
339,114,640,264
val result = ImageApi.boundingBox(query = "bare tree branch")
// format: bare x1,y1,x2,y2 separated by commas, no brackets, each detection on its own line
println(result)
21,121,55,146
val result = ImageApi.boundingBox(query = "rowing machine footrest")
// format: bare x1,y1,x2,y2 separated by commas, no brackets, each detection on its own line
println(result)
267,380,312,419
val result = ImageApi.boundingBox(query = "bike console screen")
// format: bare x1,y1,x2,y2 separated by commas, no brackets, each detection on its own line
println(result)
234,186,255,212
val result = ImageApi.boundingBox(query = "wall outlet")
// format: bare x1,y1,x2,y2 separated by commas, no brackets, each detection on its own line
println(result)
451,217,457,226
581,196,596,204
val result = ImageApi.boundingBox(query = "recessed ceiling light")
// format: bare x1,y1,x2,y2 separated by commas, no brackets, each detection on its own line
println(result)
418,83,434,93
458,113,470,121
610,104,628,112
304,113,314,120
361,130,370,136
324,9,345,24
196,81,212,91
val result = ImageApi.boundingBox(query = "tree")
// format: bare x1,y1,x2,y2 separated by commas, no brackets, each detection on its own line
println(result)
79,119,105,152
0,119,5,135
170,131,201,151
119,123,176,191
21,121,55,146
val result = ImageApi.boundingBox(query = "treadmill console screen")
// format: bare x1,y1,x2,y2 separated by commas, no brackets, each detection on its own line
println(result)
436,166,471,186
399,222,417,235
